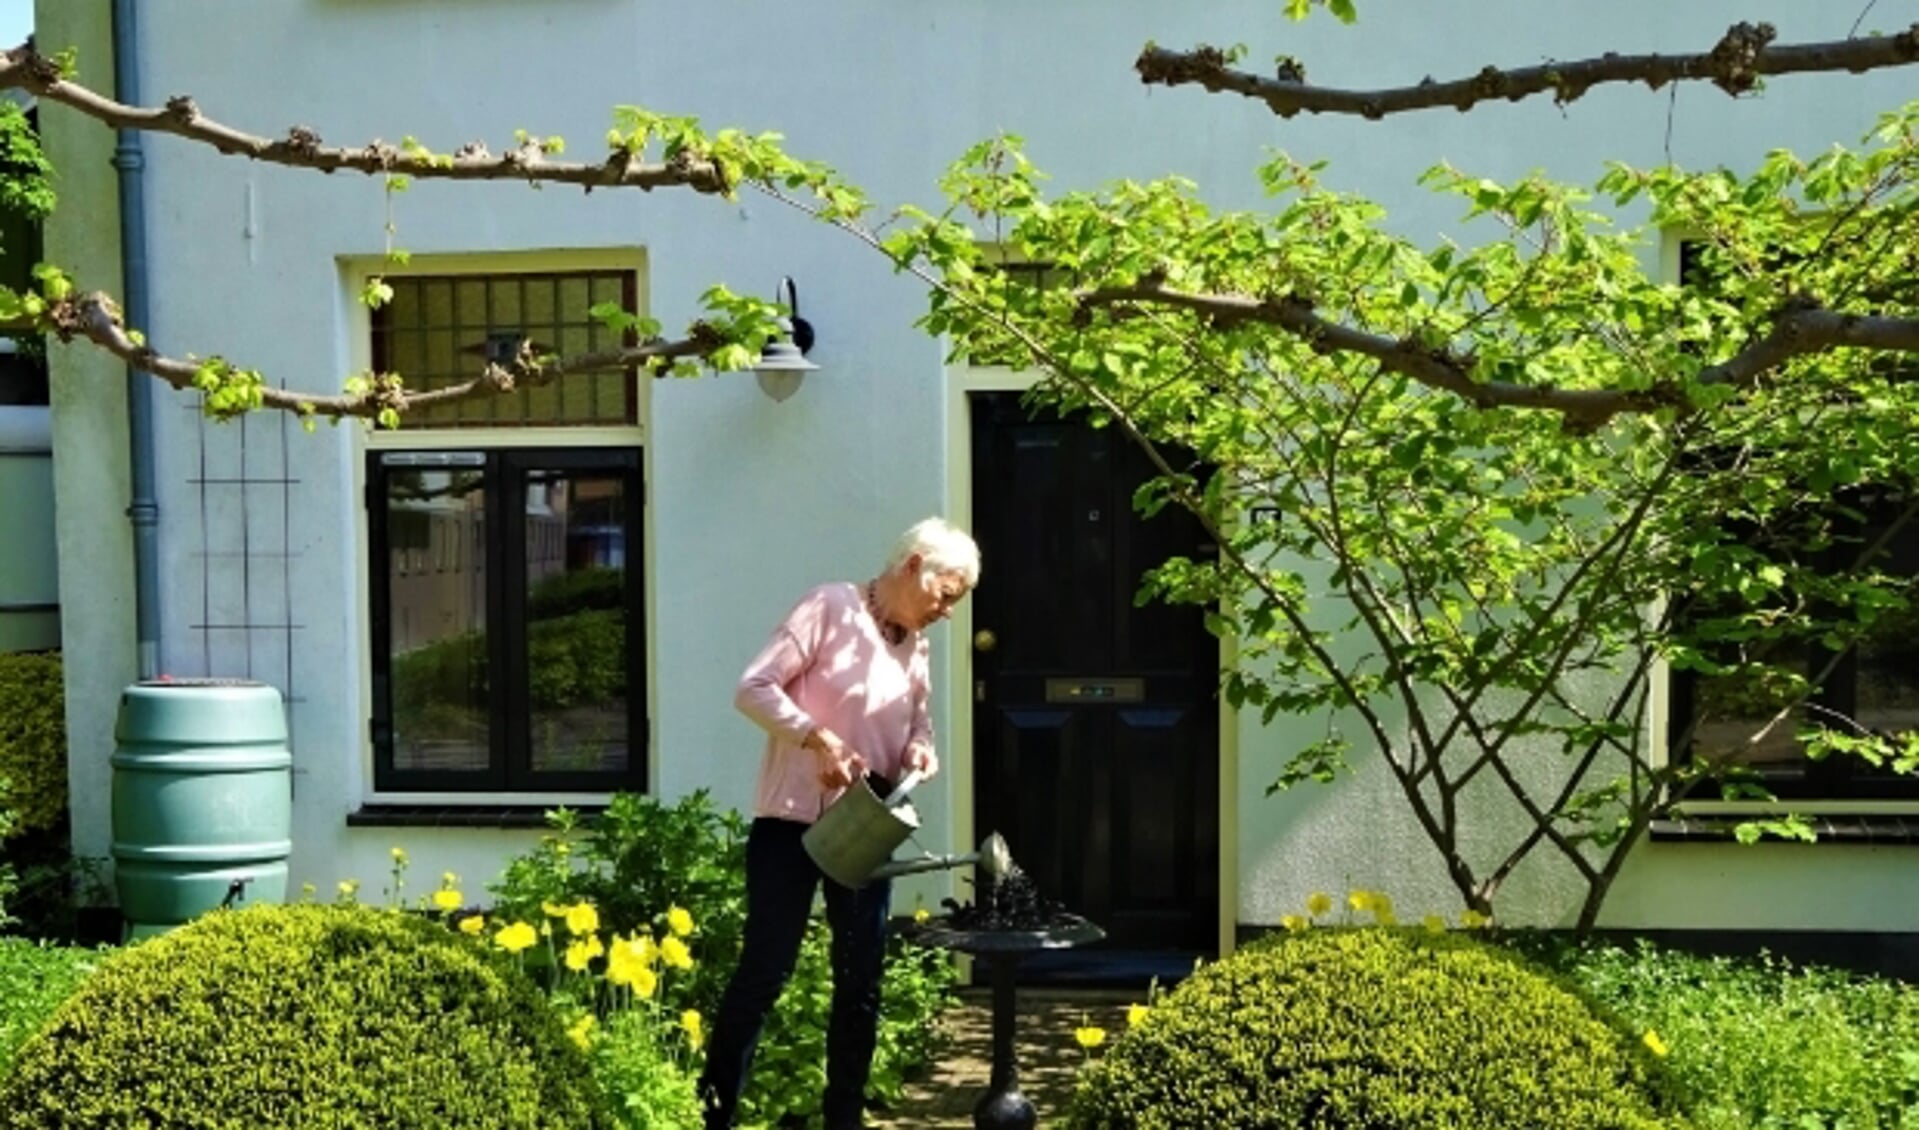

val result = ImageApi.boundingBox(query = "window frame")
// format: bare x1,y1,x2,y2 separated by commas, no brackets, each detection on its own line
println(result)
348,251,654,802
367,445,649,794
368,269,642,429
1662,233,1919,805
1666,542,1919,802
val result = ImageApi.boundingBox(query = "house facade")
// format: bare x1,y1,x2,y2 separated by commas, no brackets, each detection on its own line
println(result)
36,0,1919,956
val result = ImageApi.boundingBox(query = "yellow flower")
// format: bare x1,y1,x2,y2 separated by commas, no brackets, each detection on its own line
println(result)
494,921,538,955
913,907,931,924
1280,914,1308,932
667,905,695,937
431,888,463,913
1643,1029,1669,1057
1375,909,1398,927
390,847,408,865
1460,908,1490,929
1422,914,1446,935
336,880,359,900
1369,892,1395,920
681,1009,704,1049
660,934,694,971
631,965,658,998
542,900,568,918
458,915,486,936
564,935,605,972
1126,1004,1150,1028
1306,891,1332,917
605,941,642,987
568,1013,597,1050
440,871,458,888
1073,1025,1106,1050
565,902,600,936
1347,890,1374,913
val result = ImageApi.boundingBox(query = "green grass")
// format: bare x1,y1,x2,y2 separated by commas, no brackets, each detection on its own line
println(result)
0,937,102,1075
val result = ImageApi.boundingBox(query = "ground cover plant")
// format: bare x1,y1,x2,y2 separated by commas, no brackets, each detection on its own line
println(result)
0,937,99,1077
1519,934,1919,1129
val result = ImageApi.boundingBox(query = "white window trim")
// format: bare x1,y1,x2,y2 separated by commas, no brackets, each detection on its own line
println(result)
343,248,658,806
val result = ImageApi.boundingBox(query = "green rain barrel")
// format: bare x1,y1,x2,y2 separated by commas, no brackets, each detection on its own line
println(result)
112,679,291,940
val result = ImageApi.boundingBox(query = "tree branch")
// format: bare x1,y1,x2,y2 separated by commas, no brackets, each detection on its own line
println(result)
46,290,715,422
1077,281,1919,425
1076,281,1680,426
1137,22,1919,120
0,45,731,195
1699,300,1919,386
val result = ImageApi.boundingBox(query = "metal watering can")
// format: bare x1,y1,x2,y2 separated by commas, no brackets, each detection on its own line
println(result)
802,769,1014,889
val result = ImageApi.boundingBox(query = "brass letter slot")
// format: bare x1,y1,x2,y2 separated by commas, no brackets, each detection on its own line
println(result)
1044,677,1144,704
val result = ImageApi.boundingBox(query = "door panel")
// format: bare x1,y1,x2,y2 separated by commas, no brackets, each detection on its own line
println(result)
970,391,1219,955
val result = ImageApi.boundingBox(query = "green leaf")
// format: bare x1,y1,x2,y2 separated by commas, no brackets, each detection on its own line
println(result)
360,278,395,310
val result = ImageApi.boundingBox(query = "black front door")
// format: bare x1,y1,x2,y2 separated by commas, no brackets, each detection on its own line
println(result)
969,391,1219,954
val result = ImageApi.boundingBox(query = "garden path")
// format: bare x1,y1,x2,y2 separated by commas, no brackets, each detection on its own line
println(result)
869,989,1135,1129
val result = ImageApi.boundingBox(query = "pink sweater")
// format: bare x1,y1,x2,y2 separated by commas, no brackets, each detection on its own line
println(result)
734,582,933,823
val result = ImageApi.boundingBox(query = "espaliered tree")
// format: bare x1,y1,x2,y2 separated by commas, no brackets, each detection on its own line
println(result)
5,14,1919,927
866,20,1919,927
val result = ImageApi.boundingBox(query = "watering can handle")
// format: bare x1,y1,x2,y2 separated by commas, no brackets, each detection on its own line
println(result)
883,769,926,808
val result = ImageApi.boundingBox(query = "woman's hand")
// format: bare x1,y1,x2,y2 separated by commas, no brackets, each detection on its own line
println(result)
803,726,866,789
903,743,940,779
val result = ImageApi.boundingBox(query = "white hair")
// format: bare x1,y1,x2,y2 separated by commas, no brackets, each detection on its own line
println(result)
886,517,980,588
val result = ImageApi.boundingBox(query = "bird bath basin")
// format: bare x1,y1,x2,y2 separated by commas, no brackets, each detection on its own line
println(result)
900,867,1105,1130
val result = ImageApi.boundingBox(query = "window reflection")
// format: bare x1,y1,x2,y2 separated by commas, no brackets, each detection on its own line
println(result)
524,469,630,775
386,466,490,773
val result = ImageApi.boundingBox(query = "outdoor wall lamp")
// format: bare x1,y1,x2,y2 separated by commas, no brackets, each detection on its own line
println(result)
753,276,819,403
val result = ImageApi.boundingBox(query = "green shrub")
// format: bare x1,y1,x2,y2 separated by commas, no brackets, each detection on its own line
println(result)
0,938,101,1075
492,791,957,1124
592,1008,704,1130
0,904,613,1129
529,566,625,621
0,777,14,929
494,791,751,1017
1519,935,1919,1130
1068,927,1684,1130
393,609,626,714
0,651,65,837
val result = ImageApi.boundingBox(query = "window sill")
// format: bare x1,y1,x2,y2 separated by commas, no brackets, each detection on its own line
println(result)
347,804,604,830
1650,815,1919,844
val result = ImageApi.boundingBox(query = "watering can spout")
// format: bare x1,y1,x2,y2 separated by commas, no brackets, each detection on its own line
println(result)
869,853,976,880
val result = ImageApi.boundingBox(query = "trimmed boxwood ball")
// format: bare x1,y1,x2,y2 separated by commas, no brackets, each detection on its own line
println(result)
1067,927,1686,1130
0,904,613,1129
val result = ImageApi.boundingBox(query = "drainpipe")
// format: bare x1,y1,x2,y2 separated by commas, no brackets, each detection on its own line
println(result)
112,0,159,679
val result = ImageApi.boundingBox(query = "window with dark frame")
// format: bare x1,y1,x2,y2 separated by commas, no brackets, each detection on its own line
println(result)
1666,238,1919,801
1667,485,1919,800
368,448,646,793
370,270,640,428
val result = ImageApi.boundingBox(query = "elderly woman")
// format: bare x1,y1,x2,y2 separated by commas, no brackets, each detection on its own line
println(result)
699,517,980,1130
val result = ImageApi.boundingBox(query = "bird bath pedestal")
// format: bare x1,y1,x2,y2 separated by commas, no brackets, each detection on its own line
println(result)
901,913,1105,1130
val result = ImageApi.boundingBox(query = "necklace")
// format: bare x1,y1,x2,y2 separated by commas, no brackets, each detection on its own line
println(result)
865,580,908,646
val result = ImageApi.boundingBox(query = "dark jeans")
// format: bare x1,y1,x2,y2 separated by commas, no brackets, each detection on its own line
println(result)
699,816,893,1130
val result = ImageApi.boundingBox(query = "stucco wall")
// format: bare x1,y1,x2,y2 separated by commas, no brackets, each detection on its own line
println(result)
39,0,133,870
58,0,1919,931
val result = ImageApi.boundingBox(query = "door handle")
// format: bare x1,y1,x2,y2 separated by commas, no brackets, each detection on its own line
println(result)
974,629,998,653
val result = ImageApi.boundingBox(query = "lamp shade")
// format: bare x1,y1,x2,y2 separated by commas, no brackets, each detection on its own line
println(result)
752,337,820,375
